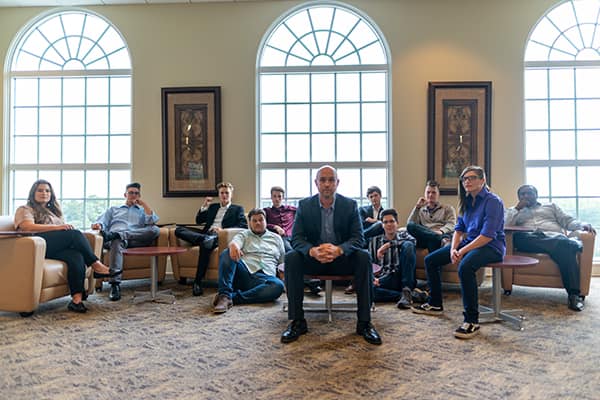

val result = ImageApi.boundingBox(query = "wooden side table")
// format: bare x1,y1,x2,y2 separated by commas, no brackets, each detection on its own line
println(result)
122,246,187,304
479,255,539,330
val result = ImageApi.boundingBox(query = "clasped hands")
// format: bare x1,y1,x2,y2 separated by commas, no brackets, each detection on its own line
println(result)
309,243,342,264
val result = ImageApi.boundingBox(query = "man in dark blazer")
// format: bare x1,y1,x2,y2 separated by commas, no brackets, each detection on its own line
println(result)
359,185,384,240
175,182,247,296
281,166,382,345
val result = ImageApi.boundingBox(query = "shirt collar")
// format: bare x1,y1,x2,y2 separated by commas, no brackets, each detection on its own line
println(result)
319,193,336,210
467,186,489,202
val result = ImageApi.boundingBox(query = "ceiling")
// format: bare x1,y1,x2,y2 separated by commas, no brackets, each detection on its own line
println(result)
0,0,263,6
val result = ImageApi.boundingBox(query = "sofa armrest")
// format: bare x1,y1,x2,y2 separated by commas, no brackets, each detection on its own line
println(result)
572,230,595,295
84,230,103,259
0,236,47,312
217,228,245,252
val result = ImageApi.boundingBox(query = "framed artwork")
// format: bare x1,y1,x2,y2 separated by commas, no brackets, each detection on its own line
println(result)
162,87,222,197
427,81,492,195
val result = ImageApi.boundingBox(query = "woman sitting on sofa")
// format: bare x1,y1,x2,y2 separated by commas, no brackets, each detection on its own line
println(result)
14,179,119,313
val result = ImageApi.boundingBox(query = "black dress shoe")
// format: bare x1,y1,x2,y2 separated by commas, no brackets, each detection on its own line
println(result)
192,282,204,296
281,319,308,343
109,283,121,301
67,301,87,313
93,269,123,279
568,294,584,311
356,322,382,345
101,231,121,243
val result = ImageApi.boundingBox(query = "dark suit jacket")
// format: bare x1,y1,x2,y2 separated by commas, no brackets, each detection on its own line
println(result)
195,203,247,233
291,193,364,257
359,205,383,229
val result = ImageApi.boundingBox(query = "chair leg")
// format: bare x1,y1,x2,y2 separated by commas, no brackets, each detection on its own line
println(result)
325,280,333,322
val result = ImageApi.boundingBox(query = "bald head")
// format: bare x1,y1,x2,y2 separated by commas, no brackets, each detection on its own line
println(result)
315,165,339,201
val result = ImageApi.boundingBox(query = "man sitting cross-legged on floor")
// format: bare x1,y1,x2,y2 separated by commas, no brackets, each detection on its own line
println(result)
212,208,285,313
369,208,417,309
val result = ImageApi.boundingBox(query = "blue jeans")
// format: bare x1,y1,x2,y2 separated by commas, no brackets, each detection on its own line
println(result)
374,241,417,302
425,244,502,324
218,249,284,304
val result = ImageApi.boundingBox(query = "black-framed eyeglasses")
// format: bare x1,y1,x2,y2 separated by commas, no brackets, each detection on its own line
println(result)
461,175,480,183
127,191,140,195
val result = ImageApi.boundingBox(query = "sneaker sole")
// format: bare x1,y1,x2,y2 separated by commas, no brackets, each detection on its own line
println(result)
411,307,443,316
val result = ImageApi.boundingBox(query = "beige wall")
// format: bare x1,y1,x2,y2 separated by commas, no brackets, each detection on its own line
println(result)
0,0,559,223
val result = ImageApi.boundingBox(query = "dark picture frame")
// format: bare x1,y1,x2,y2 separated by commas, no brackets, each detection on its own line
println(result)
162,87,222,197
427,81,492,195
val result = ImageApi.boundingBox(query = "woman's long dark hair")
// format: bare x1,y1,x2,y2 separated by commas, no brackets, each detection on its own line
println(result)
457,166,488,215
26,179,63,222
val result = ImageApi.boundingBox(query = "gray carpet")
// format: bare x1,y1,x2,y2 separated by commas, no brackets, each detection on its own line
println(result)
1,277,599,400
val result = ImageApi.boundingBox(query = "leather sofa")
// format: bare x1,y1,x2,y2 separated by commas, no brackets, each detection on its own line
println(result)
501,230,595,297
168,227,244,283
0,215,100,316
94,227,170,290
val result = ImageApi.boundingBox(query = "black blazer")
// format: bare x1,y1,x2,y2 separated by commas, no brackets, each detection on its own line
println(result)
195,203,247,233
359,205,383,229
291,193,364,257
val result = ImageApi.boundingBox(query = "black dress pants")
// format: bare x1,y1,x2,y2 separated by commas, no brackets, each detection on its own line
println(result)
174,226,218,283
284,249,373,322
513,231,582,295
38,230,98,295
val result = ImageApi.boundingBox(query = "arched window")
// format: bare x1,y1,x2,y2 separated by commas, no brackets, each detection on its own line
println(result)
5,9,132,227
257,2,391,207
524,0,600,257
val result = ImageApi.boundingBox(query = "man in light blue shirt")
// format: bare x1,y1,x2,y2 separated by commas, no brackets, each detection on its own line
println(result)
212,208,285,314
92,182,160,301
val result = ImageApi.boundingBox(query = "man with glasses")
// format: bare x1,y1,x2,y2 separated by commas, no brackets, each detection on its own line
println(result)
505,184,595,312
92,182,160,301
369,208,417,309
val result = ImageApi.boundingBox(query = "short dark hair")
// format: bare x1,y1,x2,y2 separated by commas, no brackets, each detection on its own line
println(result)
517,184,538,197
270,186,285,195
426,180,440,188
380,208,398,222
248,208,266,220
126,182,141,191
366,186,381,197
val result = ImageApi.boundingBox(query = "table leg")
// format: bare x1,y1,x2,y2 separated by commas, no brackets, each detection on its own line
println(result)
133,255,175,304
479,267,525,330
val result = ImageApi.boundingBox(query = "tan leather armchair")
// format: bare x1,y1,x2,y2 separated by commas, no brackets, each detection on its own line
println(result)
501,230,595,297
94,227,170,290
0,215,99,316
169,228,244,283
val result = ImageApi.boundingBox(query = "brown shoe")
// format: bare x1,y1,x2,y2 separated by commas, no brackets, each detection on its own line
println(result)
344,283,355,295
212,294,233,314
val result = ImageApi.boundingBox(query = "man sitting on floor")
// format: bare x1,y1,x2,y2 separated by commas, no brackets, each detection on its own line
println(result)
369,208,417,309
505,184,595,312
212,208,285,314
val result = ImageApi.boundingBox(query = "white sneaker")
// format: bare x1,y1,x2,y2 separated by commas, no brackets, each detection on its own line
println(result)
454,322,480,339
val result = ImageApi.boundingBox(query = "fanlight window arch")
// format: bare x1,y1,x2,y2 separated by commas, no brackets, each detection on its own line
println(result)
524,0,600,258
6,9,132,227
257,2,391,207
